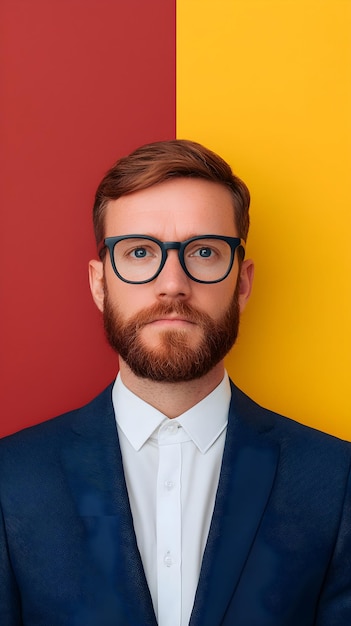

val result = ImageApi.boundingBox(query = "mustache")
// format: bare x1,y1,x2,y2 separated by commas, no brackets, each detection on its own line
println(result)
131,301,212,330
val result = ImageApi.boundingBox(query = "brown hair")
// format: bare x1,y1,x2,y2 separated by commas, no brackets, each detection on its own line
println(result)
93,139,250,247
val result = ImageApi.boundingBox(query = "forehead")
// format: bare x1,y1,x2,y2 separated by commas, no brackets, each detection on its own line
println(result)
104,178,238,238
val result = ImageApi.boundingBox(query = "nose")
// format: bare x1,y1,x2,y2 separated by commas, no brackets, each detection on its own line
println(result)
154,249,191,300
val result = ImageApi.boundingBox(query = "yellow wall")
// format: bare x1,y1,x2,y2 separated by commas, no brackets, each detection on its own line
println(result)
177,0,351,439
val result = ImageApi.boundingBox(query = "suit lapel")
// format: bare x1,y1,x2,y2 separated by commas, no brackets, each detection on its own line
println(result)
59,381,278,625
61,385,157,626
190,383,279,626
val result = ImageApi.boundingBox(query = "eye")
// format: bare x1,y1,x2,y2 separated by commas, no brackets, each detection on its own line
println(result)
125,244,158,260
191,246,216,259
131,247,149,258
196,247,213,258
116,238,160,263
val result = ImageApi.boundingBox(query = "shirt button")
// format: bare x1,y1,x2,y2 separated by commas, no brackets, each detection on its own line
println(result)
164,480,174,491
164,551,173,567
167,423,178,435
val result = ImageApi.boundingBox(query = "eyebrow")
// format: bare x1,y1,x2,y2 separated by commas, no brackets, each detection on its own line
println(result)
108,232,230,240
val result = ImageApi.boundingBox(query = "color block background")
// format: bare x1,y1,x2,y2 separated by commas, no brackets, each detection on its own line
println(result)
1,0,175,437
177,0,351,438
1,0,350,440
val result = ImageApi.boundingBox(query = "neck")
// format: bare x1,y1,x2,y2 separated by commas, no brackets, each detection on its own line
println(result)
118,359,226,418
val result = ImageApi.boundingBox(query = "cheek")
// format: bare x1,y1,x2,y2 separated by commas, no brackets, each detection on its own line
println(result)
198,281,237,318
105,280,154,316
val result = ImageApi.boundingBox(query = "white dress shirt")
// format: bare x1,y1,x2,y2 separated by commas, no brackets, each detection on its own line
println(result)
112,372,231,626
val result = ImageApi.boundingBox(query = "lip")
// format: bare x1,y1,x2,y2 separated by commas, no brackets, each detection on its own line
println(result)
147,317,195,326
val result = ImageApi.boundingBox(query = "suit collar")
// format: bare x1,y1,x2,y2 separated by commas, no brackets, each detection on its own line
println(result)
190,381,279,626
61,381,279,626
61,384,157,625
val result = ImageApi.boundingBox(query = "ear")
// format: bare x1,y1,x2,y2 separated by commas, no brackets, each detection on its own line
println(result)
89,259,105,312
238,258,254,313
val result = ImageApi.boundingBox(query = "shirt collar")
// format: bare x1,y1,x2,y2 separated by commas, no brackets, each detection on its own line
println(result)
112,371,231,454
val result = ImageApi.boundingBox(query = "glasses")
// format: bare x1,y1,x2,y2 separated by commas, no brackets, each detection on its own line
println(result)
99,234,245,284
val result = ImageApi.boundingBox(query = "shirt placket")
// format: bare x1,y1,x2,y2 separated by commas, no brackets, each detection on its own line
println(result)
156,421,185,626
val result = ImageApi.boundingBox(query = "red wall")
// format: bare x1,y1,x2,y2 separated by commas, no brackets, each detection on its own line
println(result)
1,0,176,437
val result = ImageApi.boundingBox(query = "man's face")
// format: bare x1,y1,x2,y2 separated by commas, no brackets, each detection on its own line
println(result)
90,177,253,382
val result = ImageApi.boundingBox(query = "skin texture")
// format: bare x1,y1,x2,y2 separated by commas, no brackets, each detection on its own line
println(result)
89,177,254,417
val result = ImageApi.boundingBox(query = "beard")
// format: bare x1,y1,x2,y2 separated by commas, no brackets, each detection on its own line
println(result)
103,284,241,383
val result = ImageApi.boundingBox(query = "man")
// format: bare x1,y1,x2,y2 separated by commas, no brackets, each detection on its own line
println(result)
0,140,350,626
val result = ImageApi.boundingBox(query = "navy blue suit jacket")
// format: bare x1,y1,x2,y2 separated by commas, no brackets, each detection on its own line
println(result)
1,381,351,625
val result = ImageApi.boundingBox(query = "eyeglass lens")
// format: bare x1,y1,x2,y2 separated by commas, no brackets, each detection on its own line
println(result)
112,237,233,283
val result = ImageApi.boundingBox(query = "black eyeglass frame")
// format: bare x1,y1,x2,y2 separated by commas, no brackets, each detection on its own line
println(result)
98,234,245,284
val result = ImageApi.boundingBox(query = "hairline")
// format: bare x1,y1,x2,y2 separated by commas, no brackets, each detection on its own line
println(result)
96,176,244,249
